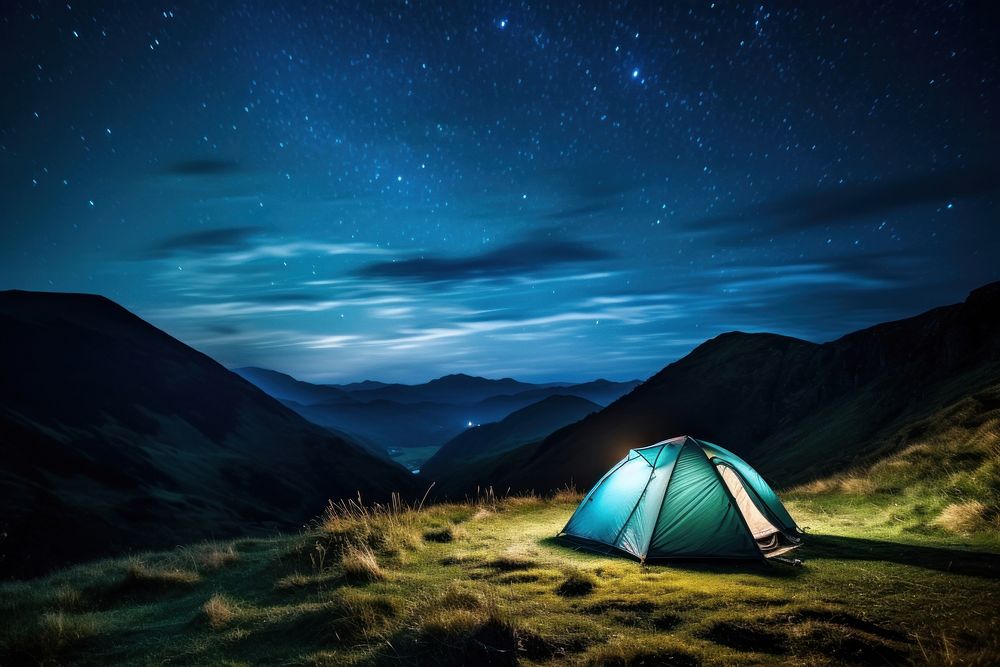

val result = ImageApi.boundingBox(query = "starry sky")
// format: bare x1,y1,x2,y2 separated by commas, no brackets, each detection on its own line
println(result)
2,2,998,383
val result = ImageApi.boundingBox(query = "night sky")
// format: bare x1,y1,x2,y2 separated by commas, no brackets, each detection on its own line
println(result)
2,2,998,383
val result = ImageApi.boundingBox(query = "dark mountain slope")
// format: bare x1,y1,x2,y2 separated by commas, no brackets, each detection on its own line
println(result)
420,394,600,480
0,290,416,578
458,282,1000,495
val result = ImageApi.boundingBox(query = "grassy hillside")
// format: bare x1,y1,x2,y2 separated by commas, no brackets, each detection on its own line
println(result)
3,484,998,666
0,290,416,578
787,382,1000,543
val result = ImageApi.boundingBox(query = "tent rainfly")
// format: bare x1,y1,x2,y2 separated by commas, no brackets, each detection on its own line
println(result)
559,436,802,561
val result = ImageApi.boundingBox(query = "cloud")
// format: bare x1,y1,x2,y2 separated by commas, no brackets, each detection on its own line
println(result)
691,164,1000,236
145,226,263,258
355,237,614,284
163,159,243,176
203,323,241,336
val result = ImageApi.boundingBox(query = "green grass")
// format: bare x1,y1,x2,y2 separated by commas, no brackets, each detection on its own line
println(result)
2,488,998,666
789,384,1000,548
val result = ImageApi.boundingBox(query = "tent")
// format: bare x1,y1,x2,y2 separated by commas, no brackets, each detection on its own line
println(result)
559,436,802,561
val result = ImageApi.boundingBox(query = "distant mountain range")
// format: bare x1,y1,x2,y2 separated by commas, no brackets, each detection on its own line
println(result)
0,291,417,578
437,282,1000,496
420,394,601,480
232,367,640,466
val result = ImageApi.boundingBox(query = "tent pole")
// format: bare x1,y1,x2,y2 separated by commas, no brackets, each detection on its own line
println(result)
611,443,668,556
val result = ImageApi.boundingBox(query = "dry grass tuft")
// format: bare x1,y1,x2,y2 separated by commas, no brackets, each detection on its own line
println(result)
317,493,421,557
583,636,700,667
52,586,83,611
792,477,839,495
275,573,312,591
40,611,99,645
192,543,239,571
934,500,996,534
122,561,200,591
795,473,879,495
503,493,544,509
1,611,102,662
404,587,521,663
201,594,236,630
551,483,583,504
839,474,878,495
341,543,384,581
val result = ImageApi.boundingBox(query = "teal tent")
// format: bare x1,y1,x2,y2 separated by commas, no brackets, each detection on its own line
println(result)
560,436,802,561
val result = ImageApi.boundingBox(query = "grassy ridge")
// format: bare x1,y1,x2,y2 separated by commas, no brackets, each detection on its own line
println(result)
2,484,998,666
789,383,1000,545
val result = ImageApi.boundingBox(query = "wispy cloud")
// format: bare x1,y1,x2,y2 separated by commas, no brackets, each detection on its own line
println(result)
141,227,391,268
146,226,264,258
153,295,409,319
689,164,1000,238
356,237,614,284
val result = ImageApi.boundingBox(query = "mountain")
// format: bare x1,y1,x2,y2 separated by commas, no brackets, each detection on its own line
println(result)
420,394,600,480
447,282,1000,496
0,290,416,578
474,379,641,414
331,373,553,406
232,366,355,406
233,369,640,467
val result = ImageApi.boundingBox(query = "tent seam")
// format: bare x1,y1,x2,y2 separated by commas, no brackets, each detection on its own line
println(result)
642,438,692,559
610,443,667,557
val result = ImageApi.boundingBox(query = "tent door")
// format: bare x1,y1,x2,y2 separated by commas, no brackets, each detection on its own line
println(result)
715,463,782,542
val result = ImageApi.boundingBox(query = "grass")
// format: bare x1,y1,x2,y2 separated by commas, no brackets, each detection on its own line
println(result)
556,567,597,596
2,390,999,665
1,484,998,666
788,384,1000,547
340,543,385,582
201,594,237,630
